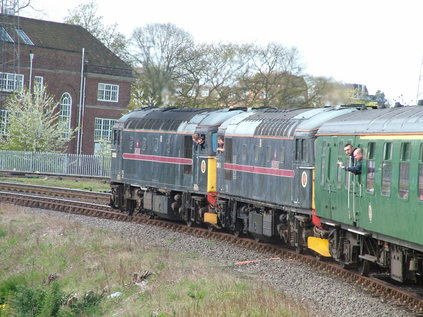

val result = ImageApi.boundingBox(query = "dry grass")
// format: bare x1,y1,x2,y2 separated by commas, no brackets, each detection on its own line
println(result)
0,204,312,316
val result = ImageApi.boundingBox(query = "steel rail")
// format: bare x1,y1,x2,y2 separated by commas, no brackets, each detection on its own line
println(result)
1,189,422,313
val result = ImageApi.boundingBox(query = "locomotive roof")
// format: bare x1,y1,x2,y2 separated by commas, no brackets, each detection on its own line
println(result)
118,107,246,134
317,106,423,135
221,107,355,138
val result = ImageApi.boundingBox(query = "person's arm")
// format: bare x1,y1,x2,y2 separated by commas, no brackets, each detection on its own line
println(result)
346,161,362,174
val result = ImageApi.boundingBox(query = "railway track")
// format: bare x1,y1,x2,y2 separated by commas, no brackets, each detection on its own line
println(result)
0,182,111,204
1,184,422,314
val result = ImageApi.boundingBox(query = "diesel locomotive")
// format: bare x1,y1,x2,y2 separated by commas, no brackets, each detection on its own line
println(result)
110,105,423,283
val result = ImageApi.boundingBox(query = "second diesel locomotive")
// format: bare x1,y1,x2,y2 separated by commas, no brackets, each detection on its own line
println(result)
110,105,423,283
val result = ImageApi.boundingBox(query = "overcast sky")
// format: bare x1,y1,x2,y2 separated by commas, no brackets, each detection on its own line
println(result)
22,0,423,104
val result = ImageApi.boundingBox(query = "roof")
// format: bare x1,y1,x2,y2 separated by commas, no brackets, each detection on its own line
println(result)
0,14,132,74
317,106,423,135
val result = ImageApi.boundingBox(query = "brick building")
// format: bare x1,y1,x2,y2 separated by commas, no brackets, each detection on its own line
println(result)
0,14,134,154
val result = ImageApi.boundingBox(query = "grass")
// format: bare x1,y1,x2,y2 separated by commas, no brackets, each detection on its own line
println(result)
0,176,110,192
0,204,312,317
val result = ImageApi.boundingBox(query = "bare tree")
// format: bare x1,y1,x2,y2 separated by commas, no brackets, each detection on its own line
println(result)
130,23,194,107
237,43,306,108
1,0,31,14
64,0,130,63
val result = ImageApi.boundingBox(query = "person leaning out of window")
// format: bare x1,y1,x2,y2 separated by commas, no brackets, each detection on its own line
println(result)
337,148,363,175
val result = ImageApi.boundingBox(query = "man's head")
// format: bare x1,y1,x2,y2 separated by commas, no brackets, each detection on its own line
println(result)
353,148,363,161
344,144,355,156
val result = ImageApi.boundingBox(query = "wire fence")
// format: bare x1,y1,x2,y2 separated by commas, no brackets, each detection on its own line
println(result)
0,150,111,177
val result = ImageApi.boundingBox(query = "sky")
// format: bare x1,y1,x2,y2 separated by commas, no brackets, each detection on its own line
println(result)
21,0,423,105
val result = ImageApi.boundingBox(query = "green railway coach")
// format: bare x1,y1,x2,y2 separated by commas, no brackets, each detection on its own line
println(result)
313,106,423,282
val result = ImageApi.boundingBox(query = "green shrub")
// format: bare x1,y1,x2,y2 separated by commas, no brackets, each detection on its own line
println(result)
39,282,64,317
0,275,27,305
10,283,46,316
68,291,103,316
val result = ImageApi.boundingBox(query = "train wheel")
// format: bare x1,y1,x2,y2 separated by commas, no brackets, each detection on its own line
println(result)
207,224,215,232
358,260,370,276
295,245,303,254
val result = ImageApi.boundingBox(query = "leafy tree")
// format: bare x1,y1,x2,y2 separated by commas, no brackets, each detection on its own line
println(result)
64,0,130,63
372,90,388,108
0,87,76,152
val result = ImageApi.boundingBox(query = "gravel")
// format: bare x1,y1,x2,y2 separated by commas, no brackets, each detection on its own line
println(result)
21,207,416,317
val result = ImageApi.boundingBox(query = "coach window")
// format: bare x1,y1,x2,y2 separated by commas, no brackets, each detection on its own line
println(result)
321,141,328,185
399,142,410,199
337,142,344,188
418,144,423,201
381,142,392,196
366,142,375,194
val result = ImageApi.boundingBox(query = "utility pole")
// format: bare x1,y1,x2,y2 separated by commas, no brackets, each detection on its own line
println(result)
416,56,423,104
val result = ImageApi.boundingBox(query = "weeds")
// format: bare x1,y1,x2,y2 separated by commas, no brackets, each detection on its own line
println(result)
0,205,311,317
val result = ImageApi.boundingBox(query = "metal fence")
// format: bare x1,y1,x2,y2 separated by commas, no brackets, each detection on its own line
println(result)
0,150,111,177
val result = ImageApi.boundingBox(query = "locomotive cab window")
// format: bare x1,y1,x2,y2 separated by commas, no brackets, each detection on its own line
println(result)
211,133,218,153
295,139,307,162
184,135,193,174
241,144,247,162
366,142,376,194
399,142,410,199
112,129,120,148
224,138,233,180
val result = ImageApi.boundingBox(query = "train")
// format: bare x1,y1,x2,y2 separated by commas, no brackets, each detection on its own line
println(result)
110,105,423,283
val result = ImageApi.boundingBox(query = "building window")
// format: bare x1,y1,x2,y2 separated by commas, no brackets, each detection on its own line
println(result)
0,27,13,42
15,29,34,45
59,93,72,139
0,72,23,92
34,76,43,92
0,110,8,136
97,83,119,102
94,118,116,142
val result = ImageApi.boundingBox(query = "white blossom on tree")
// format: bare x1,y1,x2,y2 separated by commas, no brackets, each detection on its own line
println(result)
0,87,76,152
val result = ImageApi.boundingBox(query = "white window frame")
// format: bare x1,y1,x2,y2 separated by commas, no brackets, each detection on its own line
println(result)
15,29,34,45
0,110,8,136
0,27,13,42
0,72,23,92
97,83,119,102
59,93,72,139
94,118,116,142
33,76,43,92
